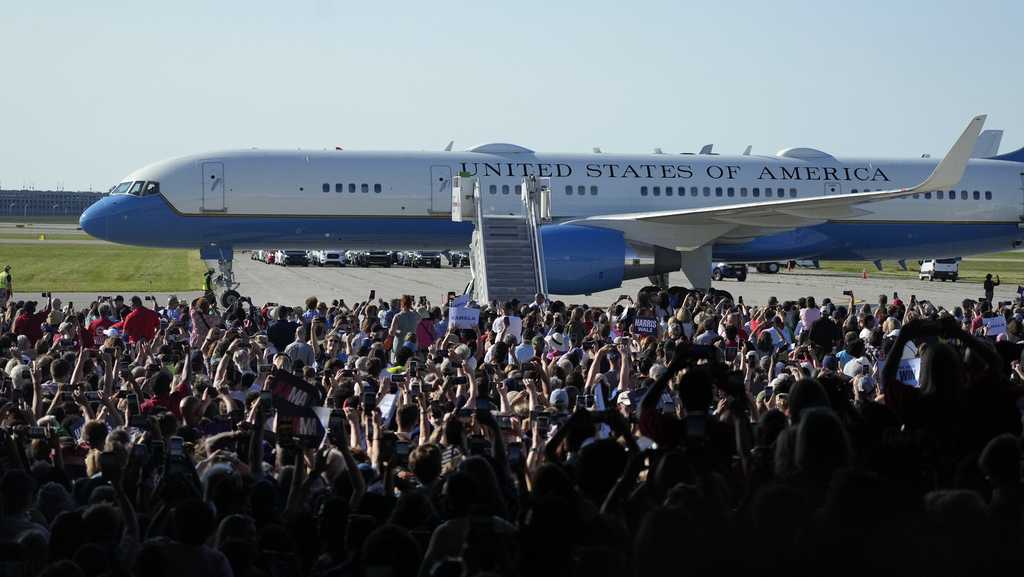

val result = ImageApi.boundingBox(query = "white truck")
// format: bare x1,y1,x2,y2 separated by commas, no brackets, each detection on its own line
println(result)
919,258,959,281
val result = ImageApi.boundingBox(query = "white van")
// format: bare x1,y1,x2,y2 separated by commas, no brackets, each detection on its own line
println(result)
919,258,959,281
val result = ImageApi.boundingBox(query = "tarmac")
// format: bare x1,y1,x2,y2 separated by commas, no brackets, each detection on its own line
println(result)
30,253,1008,311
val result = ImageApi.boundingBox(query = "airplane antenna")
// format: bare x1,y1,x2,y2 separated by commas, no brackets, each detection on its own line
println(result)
653,148,664,154
444,140,454,152
743,145,752,155
699,144,714,154
593,147,602,153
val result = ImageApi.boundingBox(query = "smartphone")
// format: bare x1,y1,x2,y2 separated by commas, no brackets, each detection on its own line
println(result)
369,289,376,300
763,385,774,399
842,290,853,297
168,436,185,458
686,414,706,439
447,291,457,302
28,426,46,440
536,414,550,434
507,443,523,467
498,414,512,431
725,346,738,363
394,440,411,466
362,391,377,411
409,383,422,398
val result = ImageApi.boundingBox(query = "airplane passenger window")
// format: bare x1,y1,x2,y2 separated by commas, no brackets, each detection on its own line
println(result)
492,185,500,195
575,185,583,195
565,185,572,195
374,184,382,193
752,187,759,197
361,184,369,193
851,189,858,193
653,186,661,196
128,181,145,195
949,191,956,201
665,187,673,196
740,187,747,197
349,184,356,193
335,183,343,192
972,190,980,200
985,191,992,200
925,192,931,199
590,186,598,195
322,183,330,193
715,187,723,197
961,190,967,200
937,191,943,199
502,185,510,195
516,185,523,195
143,182,160,196
690,187,698,196
703,187,710,197
789,188,797,198
726,187,734,197
777,189,784,198
640,187,648,196
913,194,919,199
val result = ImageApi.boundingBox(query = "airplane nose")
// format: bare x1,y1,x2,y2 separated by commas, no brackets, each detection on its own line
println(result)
79,201,109,240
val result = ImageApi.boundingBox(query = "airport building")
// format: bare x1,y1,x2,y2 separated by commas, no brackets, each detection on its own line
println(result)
0,189,106,218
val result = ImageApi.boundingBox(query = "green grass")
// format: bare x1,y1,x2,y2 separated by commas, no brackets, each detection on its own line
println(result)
0,243,206,292
819,252,1024,284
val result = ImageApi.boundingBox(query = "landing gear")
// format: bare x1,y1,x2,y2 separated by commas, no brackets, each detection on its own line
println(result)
648,273,670,290
201,246,241,309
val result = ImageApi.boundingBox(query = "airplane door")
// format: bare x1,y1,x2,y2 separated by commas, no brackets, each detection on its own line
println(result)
824,182,842,195
202,162,226,211
429,166,452,213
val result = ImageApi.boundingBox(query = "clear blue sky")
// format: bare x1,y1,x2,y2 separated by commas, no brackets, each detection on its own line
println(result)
1,0,1019,190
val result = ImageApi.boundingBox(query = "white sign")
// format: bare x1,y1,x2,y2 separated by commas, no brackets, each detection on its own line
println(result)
897,357,921,388
449,305,480,329
983,315,1007,337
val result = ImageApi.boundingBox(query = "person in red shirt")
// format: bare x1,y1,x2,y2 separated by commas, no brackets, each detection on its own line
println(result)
13,297,52,345
85,303,115,349
122,296,160,344
139,368,190,419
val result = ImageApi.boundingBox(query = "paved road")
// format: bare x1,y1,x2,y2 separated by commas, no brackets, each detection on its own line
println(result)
30,256,1008,310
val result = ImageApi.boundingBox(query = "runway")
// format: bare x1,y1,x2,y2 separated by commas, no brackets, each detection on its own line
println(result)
36,253,1008,311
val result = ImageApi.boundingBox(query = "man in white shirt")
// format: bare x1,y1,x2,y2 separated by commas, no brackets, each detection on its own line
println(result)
492,303,523,344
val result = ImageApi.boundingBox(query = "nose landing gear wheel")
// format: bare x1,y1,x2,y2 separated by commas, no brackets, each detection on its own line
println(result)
220,290,241,309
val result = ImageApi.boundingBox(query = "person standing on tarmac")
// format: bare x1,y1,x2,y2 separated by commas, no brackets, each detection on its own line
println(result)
984,273,1001,303
0,265,11,305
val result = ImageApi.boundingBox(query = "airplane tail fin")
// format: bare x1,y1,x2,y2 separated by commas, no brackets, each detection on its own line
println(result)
990,146,1024,163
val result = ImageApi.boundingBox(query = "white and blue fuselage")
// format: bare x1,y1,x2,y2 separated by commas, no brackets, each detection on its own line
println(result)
79,141,1024,292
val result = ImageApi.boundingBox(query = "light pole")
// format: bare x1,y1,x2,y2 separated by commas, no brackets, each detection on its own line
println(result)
7,202,14,217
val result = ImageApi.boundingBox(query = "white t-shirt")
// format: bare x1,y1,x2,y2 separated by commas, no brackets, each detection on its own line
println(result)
492,315,523,343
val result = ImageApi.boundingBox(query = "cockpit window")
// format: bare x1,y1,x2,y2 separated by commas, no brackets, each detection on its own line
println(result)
128,181,145,195
112,182,132,194
142,182,160,196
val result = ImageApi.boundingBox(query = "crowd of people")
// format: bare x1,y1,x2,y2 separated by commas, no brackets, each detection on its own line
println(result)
1,280,1024,576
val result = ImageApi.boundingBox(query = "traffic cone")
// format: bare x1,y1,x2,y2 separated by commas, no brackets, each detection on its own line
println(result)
862,269,867,280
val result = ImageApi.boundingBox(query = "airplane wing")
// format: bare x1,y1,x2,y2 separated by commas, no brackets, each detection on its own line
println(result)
568,115,986,251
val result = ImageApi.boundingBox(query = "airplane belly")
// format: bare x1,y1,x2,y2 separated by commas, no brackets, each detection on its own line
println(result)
712,222,1022,262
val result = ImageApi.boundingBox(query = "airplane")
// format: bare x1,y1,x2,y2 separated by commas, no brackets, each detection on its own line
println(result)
80,115,1024,304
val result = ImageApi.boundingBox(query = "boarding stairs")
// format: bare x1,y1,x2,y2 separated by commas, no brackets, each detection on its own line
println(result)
452,175,551,305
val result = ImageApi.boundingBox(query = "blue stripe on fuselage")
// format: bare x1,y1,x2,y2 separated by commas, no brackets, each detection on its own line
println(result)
80,193,1022,260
